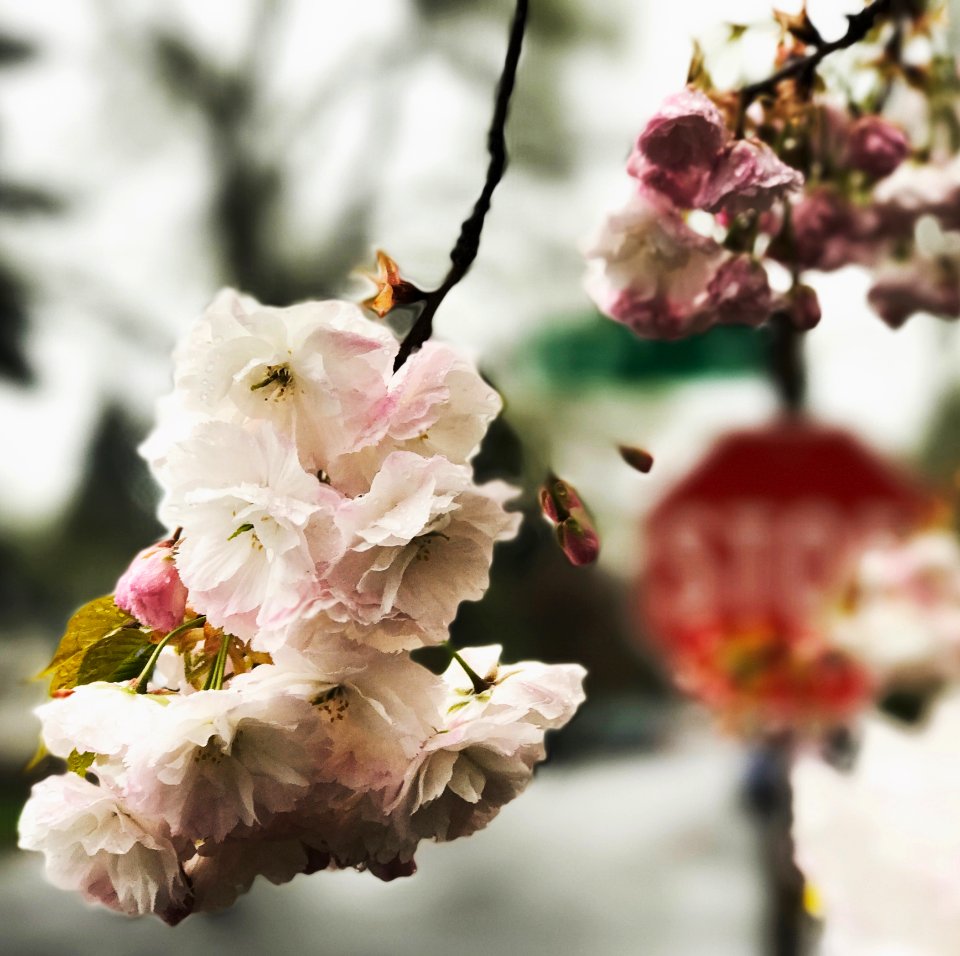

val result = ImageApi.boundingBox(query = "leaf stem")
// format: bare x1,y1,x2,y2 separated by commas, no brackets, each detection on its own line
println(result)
393,0,529,370
134,616,206,694
203,633,232,692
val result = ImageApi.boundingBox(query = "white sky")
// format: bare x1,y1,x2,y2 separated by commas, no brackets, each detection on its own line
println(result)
0,0,957,535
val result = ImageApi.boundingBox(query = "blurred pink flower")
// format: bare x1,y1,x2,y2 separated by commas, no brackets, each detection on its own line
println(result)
627,88,728,208
874,157,960,234
868,257,960,327
583,193,726,338
778,186,883,272
845,115,910,179
699,139,803,217
627,90,802,218
702,255,772,327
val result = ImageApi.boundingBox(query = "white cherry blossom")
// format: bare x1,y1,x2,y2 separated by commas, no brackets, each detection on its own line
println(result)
396,646,586,842
158,419,343,639
20,281,588,920
18,774,192,924
322,452,520,650
182,826,323,915
166,289,399,473
332,341,502,494
121,686,325,842
36,683,162,763
234,640,444,802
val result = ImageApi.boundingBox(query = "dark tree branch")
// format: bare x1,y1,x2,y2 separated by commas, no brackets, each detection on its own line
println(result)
393,0,529,371
738,0,895,127
767,314,806,413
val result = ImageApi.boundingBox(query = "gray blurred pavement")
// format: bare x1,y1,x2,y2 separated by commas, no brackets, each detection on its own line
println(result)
1,723,762,956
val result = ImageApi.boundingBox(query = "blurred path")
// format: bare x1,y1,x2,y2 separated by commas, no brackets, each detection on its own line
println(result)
0,726,761,956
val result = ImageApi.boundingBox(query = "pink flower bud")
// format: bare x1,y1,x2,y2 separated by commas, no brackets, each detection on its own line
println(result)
540,475,600,567
115,539,188,633
783,284,822,331
556,518,601,567
845,116,910,180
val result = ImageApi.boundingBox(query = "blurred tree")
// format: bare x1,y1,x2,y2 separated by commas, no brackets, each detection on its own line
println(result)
413,0,616,179
0,29,63,384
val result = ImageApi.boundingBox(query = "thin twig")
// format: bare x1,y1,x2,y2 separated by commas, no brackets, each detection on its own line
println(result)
393,0,529,371
738,0,895,130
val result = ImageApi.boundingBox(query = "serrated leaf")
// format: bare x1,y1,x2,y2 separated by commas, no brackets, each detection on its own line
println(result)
40,595,138,694
66,750,96,776
76,631,154,686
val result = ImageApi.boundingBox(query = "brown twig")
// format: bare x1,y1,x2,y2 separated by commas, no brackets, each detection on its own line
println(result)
393,0,529,371
737,0,895,132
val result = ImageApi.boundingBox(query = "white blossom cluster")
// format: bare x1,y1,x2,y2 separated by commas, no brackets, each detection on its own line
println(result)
18,291,587,923
793,694,960,956
829,530,960,687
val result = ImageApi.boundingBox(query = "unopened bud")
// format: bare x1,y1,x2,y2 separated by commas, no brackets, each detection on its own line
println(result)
540,473,600,566
619,445,655,473
115,538,188,634
556,517,601,567
783,284,821,331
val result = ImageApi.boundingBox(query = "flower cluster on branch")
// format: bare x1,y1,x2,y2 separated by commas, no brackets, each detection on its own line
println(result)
586,0,960,338
18,292,586,922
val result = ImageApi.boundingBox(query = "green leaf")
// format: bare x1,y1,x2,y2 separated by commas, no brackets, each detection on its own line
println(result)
76,630,154,686
39,595,139,694
66,750,95,777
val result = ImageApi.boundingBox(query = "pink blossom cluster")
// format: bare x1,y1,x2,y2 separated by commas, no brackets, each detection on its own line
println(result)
768,105,960,329
587,47,960,337
584,89,807,339
18,290,586,923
